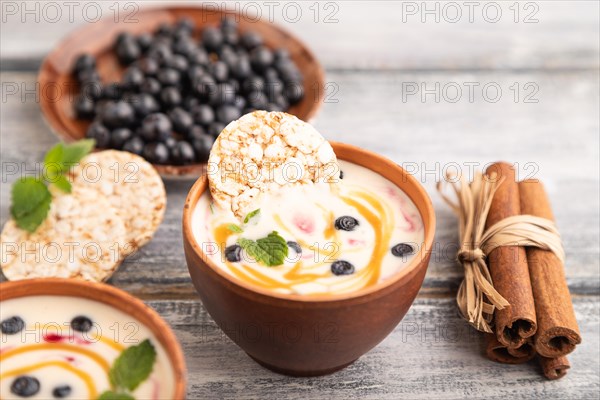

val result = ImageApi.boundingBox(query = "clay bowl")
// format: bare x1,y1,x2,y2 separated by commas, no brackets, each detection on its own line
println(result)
182,142,436,376
38,6,325,177
0,278,187,398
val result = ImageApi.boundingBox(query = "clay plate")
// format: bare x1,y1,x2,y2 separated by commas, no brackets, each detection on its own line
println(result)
37,6,325,177
0,278,187,398
182,142,437,376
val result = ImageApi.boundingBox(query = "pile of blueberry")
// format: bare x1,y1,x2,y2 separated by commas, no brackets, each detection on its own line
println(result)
72,18,305,165
2,315,94,398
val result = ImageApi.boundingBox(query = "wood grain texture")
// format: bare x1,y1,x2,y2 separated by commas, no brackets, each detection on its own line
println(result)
1,1,598,70
147,296,599,399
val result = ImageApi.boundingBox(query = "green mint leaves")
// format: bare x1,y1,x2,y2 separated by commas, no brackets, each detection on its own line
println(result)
10,178,52,233
243,209,261,224
99,339,157,399
98,392,135,400
9,139,94,232
227,224,244,233
238,231,288,267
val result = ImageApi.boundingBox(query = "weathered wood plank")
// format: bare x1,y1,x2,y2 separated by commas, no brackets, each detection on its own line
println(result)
1,1,598,70
1,71,598,296
148,296,599,399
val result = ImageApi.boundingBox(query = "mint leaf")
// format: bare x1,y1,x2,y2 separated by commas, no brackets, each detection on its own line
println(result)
10,177,52,232
243,209,261,224
62,139,95,166
227,224,243,233
98,391,135,400
52,175,72,193
109,339,157,391
238,231,288,267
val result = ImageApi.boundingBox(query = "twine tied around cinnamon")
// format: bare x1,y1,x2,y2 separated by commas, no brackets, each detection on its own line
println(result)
437,171,565,333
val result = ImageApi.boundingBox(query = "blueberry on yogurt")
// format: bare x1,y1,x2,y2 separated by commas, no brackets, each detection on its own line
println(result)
10,376,40,397
334,216,359,231
1,316,25,335
52,385,72,398
225,244,242,262
70,316,93,333
287,241,302,255
331,260,355,276
391,243,415,257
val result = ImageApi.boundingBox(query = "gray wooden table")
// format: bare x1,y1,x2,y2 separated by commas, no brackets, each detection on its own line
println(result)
1,1,599,398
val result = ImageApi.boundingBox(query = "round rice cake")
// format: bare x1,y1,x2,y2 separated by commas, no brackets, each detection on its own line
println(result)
207,111,338,218
0,185,127,281
69,150,166,252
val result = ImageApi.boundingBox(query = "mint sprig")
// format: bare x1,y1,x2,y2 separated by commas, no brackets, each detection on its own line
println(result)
238,231,288,267
9,139,94,232
227,224,243,233
243,209,261,224
99,339,157,399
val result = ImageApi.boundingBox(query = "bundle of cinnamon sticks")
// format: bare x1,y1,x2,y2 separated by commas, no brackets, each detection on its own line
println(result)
483,162,581,379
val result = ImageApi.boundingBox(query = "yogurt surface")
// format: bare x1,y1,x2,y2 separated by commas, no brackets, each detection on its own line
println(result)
193,160,425,295
0,295,176,399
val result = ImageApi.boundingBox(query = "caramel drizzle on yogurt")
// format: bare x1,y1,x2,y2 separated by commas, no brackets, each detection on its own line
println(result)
213,189,394,295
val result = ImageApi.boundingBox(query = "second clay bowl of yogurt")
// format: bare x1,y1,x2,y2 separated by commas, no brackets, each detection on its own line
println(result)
183,140,435,376
0,279,186,399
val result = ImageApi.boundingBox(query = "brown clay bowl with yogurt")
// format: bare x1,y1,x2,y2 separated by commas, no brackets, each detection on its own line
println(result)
0,279,186,399
183,142,436,376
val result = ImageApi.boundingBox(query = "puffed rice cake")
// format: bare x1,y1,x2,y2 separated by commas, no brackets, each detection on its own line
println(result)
207,111,338,218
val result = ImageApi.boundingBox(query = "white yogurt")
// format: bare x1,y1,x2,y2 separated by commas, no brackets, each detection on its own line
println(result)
192,160,424,295
0,296,176,399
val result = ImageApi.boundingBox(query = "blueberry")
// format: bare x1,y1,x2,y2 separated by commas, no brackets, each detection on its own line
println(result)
170,141,196,165
247,91,268,109
137,33,153,52
232,56,252,79
160,86,182,108
233,95,246,110
122,136,144,155
110,128,133,149
208,122,226,138
116,39,141,65
52,385,72,398
164,136,178,151
130,93,160,118
155,23,174,37
137,57,160,76
99,101,136,129
1,316,25,334
10,376,40,397
175,18,195,35
273,94,289,111
202,27,223,51
73,54,96,74
219,46,238,69
101,83,124,100
71,316,93,332
193,75,217,99
331,260,355,276
188,48,209,66
76,69,100,84
265,103,282,112
74,95,95,119
86,121,111,147
116,31,135,45
140,78,161,96
220,17,237,31
191,105,215,125
209,61,229,83
122,66,145,90
339,170,344,179
157,68,181,87
225,244,242,262
287,241,302,254
242,76,265,93
147,43,173,66
209,83,236,106
216,104,241,124
80,81,103,101
240,31,263,49
265,79,284,100
143,142,169,164
222,29,239,46
192,134,214,162
250,46,274,72
334,216,359,231
391,243,415,257
274,48,290,61
140,113,172,142
169,54,189,73
188,65,206,84
187,125,208,141
173,38,197,58
285,83,304,104
168,107,194,135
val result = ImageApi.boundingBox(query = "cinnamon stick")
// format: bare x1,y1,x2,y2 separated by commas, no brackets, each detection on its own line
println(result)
485,162,537,348
485,334,536,364
539,356,570,380
519,180,581,358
